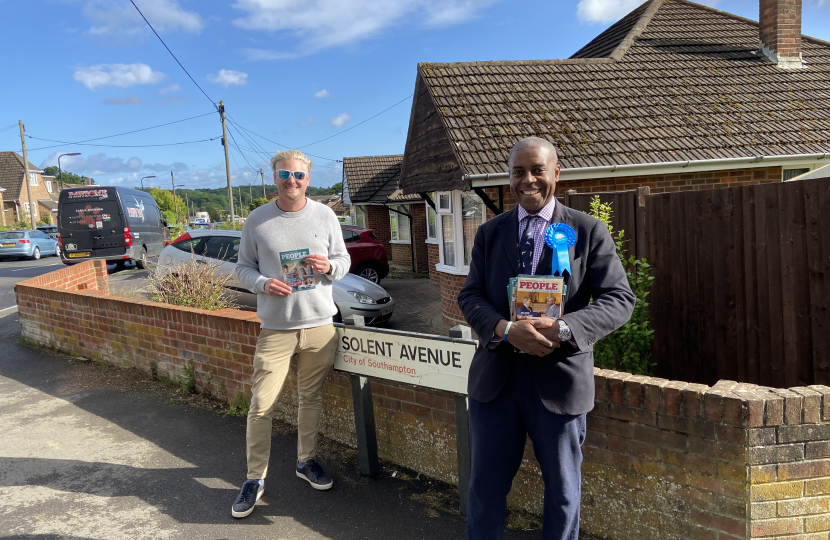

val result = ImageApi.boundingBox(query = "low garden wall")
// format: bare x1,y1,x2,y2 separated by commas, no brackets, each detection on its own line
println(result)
14,260,830,539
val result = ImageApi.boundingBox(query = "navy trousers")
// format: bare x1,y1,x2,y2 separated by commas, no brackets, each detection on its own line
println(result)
466,360,587,540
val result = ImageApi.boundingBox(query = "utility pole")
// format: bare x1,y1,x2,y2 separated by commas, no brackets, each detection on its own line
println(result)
18,121,36,230
171,171,179,224
219,101,235,222
184,192,189,222
238,186,243,219
260,168,266,198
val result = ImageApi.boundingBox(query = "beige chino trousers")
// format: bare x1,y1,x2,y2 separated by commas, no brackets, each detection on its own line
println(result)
246,324,338,480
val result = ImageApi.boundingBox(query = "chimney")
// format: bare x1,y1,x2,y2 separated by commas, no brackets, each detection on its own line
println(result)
759,0,803,68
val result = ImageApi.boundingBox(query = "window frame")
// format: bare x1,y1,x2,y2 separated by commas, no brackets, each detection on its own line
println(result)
45,180,52,193
425,192,438,244
28,172,38,186
434,190,487,275
389,204,411,244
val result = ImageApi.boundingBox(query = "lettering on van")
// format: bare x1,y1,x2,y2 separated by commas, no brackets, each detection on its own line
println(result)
71,205,105,229
127,197,145,223
68,190,109,200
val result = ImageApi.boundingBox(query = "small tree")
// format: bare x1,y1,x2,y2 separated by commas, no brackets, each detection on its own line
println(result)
248,197,269,213
589,196,655,375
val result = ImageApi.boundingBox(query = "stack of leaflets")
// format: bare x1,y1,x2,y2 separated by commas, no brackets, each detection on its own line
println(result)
508,275,565,322
280,248,316,291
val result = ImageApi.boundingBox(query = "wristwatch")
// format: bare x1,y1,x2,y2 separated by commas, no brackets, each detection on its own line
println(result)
557,319,572,342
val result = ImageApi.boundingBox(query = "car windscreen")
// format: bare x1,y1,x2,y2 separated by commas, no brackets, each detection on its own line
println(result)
60,201,123,231
0,232,25,240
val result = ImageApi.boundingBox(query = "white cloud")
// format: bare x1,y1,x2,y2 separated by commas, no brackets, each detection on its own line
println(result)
207,69,248,88
233,0,498,58
314,89,330,98
576,0,645,23
74,63,166,90
159,83,181,93
301,116,314,125
82,0,203,36
40,151,189,176
330,113,351,127
102,96,148,106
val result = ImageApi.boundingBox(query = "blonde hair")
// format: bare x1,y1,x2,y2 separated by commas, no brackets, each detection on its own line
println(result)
271,149,313,173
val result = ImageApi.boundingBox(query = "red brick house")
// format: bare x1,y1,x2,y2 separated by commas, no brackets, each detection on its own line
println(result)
342,155,428,273
0,151,58,226
398,0,830,326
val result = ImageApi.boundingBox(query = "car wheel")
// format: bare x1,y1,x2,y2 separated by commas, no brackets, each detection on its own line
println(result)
30,247,40,261
54,244,61,257
356,263,381,284
136,248,148,269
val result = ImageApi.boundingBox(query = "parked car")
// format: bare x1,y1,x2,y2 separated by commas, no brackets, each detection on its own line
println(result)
37,225,59,241
158,230,395,325
0,230,60,261
341,225,389,284
189,222,217,230
57,186,166,269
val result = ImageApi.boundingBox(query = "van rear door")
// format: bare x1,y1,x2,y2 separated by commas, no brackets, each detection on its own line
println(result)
58,188,125,259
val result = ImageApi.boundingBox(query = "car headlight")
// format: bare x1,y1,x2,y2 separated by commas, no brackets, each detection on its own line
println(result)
348,291,376,304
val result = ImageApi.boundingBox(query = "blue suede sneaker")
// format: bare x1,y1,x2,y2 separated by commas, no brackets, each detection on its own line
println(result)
296,459,333,490
231,479,264,518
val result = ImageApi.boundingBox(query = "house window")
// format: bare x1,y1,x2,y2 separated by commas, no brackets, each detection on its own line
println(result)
352,206,366,228
783,168,810,181
461,193,485,266
426,193,437,242
435,191,487,273
29,173,37,186
23,202,30,215
45,180,52,193
390,205,411,243
441,214,455,266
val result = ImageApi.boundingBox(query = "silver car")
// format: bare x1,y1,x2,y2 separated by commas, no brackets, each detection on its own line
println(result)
0,230,61,261
157,229,395,325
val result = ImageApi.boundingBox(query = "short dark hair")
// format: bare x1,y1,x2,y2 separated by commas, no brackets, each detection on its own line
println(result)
508,137,559,167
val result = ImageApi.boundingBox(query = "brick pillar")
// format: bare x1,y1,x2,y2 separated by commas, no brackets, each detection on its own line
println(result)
759,0,802,67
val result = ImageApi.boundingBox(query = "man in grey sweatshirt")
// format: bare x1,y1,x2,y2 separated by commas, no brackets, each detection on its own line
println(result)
231,149,350,518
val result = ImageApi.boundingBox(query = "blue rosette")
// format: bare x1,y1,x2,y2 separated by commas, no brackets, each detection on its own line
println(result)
544,223,576,275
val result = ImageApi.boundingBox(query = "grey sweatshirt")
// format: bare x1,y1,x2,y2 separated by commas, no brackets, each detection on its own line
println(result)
235,199,350,330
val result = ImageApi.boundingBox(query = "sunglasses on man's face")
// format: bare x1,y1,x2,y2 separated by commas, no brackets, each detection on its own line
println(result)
277,169,307,180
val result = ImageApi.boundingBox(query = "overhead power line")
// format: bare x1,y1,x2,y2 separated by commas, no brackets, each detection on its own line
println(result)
129,0,216,109
225,116,340,162
26,135,220,151
22,112,215,152
297,94,413,149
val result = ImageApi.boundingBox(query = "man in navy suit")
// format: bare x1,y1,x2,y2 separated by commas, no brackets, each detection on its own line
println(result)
458,137,635,539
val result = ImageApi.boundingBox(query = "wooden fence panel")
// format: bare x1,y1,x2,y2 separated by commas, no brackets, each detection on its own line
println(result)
643,178,830,386
566,190,638,257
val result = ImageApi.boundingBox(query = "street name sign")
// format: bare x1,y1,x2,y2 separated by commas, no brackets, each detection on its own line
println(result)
334,325,477,395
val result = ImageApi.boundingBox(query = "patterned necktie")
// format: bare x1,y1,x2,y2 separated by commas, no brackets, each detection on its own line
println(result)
519,216,536,275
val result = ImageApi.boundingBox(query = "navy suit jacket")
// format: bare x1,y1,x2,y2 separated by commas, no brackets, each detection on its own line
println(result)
457,202,635,415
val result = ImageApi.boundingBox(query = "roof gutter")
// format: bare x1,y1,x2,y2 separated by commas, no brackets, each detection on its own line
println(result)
464,153,829,187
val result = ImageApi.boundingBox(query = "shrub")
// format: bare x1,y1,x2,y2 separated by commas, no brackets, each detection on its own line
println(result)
146,255,236,311
214,221,244,231
589,196,655,375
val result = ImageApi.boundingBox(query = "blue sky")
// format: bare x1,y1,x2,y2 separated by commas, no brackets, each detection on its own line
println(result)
1,0,828,191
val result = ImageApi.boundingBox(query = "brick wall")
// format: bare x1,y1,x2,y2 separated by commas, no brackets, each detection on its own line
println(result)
364,205,392,257
427,243,439,283
390,243,412,269
557,166,783,195
18,262,830,538
438,271,467,328
409,203,429,273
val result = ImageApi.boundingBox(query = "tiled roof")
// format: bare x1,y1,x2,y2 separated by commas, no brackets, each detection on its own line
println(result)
401,0,830,192
0,151,40,201
386,189,423,203
38,199,58,211
343,155,404,204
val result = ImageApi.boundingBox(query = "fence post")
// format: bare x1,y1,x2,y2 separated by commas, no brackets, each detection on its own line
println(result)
349,315,380,476
634,186,650,260
449,324,472,516
563,189,577,208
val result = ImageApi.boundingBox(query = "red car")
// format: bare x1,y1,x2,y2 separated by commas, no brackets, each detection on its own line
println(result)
341,225,389,284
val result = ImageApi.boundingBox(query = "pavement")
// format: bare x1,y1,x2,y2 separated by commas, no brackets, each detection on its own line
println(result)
0,310,543,540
